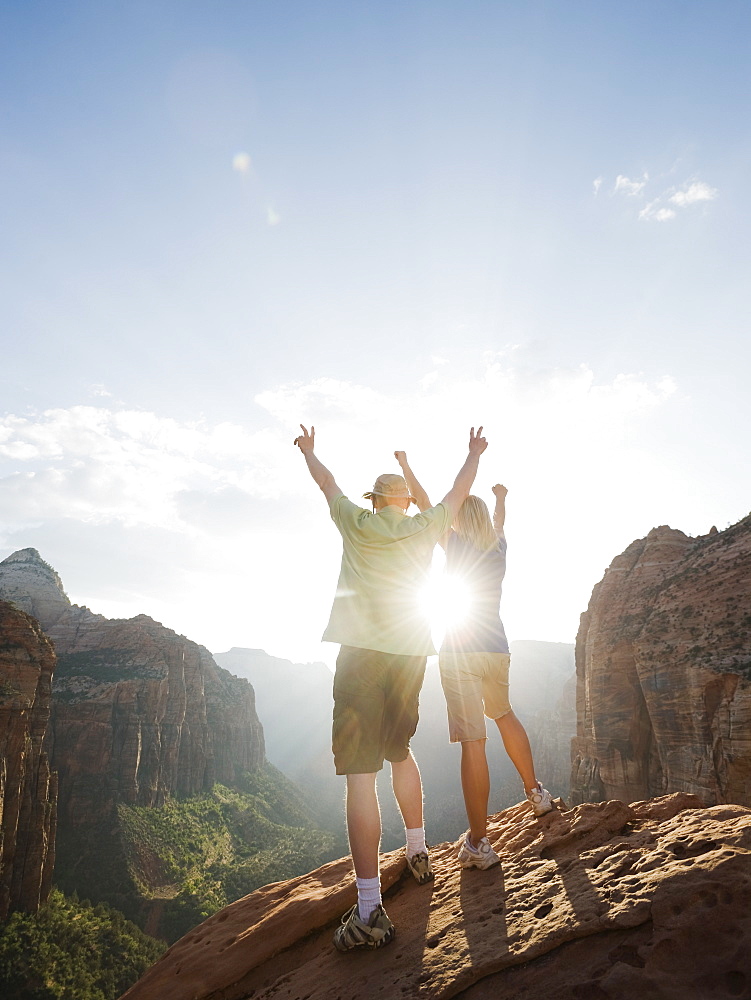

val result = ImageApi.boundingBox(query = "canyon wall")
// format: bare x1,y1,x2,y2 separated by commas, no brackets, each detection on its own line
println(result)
0,600,57,918
0,549,265,830
571,517,751,806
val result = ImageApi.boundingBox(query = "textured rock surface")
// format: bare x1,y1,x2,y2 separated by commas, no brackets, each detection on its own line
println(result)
571,518,751,807
0,600,57,919
0,549,265,829
120,793,751,1000
0,549,70,631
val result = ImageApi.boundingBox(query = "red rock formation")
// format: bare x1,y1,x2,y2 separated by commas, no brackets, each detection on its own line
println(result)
0,549,265,830
571,517,751,807
0,601,57,919
120,793,751,1000
48,615,265,827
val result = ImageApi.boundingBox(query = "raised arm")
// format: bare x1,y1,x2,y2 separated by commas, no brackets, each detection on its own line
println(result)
293,425,343,504
440,426,488,515
492,483,507,538
394,451,432,511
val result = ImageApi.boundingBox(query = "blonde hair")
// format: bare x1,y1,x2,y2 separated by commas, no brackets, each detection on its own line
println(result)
455,495,498,552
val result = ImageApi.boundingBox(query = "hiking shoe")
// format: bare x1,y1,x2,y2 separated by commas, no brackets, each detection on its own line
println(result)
333,903,395,952
527,782,555,816
406,850,434,885
458,835,500,870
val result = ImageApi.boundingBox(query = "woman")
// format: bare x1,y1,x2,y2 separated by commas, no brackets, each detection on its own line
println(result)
395,452,553,871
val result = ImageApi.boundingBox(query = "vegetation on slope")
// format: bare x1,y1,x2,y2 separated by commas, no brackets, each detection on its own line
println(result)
0,889,164,1000
120,765,339,940
54,763,340,943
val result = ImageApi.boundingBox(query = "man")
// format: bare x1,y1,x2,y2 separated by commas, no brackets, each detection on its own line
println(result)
294,424,487,951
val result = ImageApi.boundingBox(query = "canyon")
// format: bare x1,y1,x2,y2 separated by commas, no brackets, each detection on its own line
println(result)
3,510,751,995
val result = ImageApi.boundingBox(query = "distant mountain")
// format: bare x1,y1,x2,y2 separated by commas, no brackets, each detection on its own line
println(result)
216,640,575,847
215,647,333,783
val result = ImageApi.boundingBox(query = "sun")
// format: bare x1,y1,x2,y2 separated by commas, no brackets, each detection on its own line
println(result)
419,571,470,645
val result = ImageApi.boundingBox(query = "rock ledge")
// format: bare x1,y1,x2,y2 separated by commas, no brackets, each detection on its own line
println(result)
121,792,751,1000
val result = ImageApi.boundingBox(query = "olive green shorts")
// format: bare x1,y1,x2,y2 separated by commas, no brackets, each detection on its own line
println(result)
332,645,427,775
439,651,512,742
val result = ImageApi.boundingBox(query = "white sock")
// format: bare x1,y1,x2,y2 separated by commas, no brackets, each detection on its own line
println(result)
356,876,381,922
406,826,427,858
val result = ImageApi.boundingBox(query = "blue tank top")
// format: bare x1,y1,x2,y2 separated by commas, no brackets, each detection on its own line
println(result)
440,532,509,654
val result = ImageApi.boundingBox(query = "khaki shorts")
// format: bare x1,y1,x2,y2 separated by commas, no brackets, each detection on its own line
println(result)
332,645,427,775
439,651,512,743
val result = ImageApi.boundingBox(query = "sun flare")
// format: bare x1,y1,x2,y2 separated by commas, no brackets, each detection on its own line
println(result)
419,573,470,643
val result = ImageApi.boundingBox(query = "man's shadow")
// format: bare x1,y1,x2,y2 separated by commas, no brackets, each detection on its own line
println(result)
458,860,509,968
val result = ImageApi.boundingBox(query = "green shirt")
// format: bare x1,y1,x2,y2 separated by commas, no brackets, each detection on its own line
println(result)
322,495,452,655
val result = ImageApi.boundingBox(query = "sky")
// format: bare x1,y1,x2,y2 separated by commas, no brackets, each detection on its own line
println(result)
1,0,750,667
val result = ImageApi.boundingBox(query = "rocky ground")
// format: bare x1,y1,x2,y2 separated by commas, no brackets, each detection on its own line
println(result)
121,792,751,1000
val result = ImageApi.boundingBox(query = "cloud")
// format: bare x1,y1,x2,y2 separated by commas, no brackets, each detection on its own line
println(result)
593,176,604,196
639,178,718,222
0,404,326,659
613,174,648,197
0,365,683,663
266,205,281,226
255,364,679,503
639,200,677,222
669,181,718,206
0,406,282,530
604,169,718,222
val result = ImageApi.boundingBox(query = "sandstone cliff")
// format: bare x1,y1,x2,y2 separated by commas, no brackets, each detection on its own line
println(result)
0,549,265,831
571,516,751,807
0,600,57,919
120,793,751,1000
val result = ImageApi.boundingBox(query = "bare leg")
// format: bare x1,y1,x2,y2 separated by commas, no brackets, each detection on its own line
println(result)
460,738,490,847
390,751,423,831
345,773,381,879
495,710,537,792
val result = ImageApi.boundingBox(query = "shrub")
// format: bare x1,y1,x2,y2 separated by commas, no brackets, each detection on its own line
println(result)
0,890,164,1000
